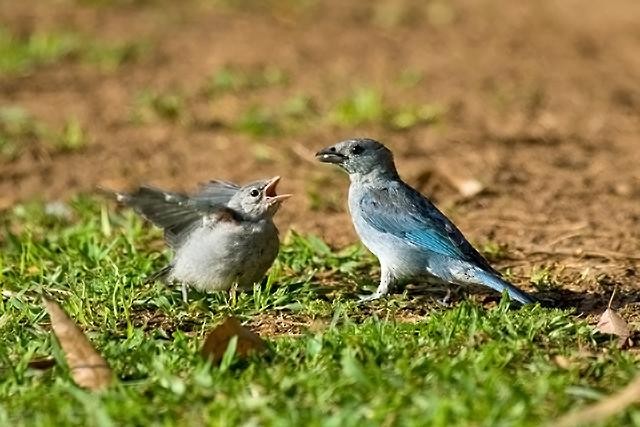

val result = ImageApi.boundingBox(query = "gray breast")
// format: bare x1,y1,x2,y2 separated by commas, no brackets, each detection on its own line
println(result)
170,219,280,292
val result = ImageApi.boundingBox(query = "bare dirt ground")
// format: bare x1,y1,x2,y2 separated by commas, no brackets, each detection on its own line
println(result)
1,0,639,314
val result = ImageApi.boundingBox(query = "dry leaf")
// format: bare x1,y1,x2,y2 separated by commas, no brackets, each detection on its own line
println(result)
456,179,484,198
553,355,571,370
27,357,56,370
553,374,640,427
201,317,267,364
597,308,630,341
596,288,631,347
435,163,485,198
42,297,113,390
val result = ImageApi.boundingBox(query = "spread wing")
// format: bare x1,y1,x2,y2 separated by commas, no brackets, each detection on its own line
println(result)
113,186,234,249
193,180,240,206
358,183,497,273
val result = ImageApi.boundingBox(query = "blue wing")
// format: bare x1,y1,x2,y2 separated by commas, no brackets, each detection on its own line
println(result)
358,182,497,273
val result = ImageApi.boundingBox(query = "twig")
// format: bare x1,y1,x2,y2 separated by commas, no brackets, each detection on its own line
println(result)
526,246,640,261
607,286,617,310
553,375,640,427
290,144,320,165
468,218,590,232
545,228,589,248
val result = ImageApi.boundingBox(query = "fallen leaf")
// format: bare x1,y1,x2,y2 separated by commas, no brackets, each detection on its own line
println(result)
42,297,113,390
596,287,631,347
553,374,640,427
27,357,56,370
456,178,484,198
201,317,267,364
553,355,571,370
435,162,485,198
597,308,630,341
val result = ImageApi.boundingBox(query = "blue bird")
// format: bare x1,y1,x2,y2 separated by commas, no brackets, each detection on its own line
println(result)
316,138,534,304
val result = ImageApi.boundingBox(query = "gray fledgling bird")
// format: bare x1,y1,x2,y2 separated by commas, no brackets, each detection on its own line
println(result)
316,138,534,305
110,177,291,300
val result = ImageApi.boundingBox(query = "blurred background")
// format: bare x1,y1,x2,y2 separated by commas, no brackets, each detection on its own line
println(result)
1,0,639,294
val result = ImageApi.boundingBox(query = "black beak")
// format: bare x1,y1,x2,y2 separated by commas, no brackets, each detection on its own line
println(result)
315,147,346,164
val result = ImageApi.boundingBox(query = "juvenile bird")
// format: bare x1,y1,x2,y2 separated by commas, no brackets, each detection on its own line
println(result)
109,177,291,301
316,138,534,304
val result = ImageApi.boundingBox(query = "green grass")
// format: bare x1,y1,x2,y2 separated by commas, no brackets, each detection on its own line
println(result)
233,94,317,138
0,107,90,160
530,265,563,291
128,67,440,138
227,86,441,138
54,118,90,152
234,105,282,137
0,198,638,426
0,28,78,74
0,106,43,160
328,87,444,130
0,26,147,75
203,64,288,96
131,90,186,124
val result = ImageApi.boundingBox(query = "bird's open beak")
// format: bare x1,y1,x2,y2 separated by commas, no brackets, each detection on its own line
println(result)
264,176,292,205
315,147,346,164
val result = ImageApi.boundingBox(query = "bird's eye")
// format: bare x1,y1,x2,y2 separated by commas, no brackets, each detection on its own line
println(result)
250,189,260,197
350,144,364,155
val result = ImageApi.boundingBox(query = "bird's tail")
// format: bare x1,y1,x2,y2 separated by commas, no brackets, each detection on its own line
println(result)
98,185,187,229
473,270,535,305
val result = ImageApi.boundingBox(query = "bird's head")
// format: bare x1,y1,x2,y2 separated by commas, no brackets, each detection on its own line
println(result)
228,176,291,219
315,138,397,179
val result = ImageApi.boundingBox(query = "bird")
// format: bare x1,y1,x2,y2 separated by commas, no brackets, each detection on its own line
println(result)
106,176,291,301
316,138,534,305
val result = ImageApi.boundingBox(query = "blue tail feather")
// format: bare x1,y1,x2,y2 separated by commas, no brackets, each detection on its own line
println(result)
474,270,535,305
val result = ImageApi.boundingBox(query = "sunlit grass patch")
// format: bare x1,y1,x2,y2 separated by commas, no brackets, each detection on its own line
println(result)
0,26,148,75
54,118,90,152
203,64,288,96
1,198,637,426
131,90,186,124
0,106,44,160
0,28,79,74
530,265,564,291
328,86,445,130
0,107,90,160
233,94,318,138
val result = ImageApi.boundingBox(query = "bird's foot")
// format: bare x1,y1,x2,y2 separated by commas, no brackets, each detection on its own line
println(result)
228,283,239,304
437,290,452,307
436,287,465,307
357,292,385,304
181,283,189,304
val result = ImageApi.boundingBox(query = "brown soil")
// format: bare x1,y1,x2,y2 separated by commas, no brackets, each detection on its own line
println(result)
1,0,639,313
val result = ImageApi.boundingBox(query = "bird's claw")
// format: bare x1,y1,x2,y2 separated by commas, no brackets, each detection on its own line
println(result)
437,288,452,307
357,292,384,304
437,296,452,307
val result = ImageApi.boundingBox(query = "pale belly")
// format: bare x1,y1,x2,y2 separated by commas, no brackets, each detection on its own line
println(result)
351,210,445,284
170,221,279,291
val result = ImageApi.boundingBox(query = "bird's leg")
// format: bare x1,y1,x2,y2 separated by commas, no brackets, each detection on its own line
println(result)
437,285,465,307
181,282,189,303
359,265,396,302
437,288,452,307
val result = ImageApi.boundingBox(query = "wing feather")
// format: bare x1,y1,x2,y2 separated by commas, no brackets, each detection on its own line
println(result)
358,183,497,273
193,180,240,206
113,185,239,249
